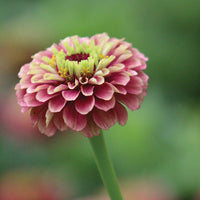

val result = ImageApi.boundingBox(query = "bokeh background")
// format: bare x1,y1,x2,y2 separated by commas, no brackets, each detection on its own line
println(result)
0,0,200,199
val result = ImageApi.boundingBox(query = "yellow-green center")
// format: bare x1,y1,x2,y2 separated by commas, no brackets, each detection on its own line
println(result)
41,36,115,83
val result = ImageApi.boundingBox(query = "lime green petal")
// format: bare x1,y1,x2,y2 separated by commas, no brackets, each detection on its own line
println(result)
42,56,52,63
40,63,57,73
67,61,75,76
102,42,113,55
96,55,115,71
108,64,125,73
28,68,45,75
44,73,64,81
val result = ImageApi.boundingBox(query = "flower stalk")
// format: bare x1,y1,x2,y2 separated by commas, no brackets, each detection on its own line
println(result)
89,132,123,200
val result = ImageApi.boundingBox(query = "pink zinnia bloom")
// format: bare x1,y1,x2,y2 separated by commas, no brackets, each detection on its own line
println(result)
15,33,148,137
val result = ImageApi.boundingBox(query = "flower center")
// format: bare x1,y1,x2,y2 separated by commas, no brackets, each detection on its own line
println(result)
42,37,115,84
66,53,89,62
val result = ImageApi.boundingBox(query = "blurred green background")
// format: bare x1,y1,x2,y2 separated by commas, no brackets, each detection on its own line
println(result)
0,0,200,199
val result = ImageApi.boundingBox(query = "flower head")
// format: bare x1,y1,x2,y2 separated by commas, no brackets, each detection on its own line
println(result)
15,33,148,137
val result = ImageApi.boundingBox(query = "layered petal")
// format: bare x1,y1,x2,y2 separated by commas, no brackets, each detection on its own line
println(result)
82,116,101,137
94,83,114,100
30,104,47,126
36,89,58,102
125,76,144,95
115,102,128,126
53,111,68,131
109,71,130,86
62,90,80,101
93,108,117,130
48,96,66,113
95,96,115,111
24,93,43,107
75,95,95,115
81,85,94,96
117,93,141,111
63,104,87,131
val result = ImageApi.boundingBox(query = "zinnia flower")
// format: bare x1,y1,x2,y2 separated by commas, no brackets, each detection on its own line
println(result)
15,33,148,137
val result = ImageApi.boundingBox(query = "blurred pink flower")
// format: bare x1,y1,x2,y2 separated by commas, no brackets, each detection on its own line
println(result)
78,180,174,200
0,92,41,140
0,171,69,200
194,190,200,200
15,33,148,137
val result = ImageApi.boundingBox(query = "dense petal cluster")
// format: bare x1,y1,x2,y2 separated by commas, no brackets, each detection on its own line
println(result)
15,33,148,137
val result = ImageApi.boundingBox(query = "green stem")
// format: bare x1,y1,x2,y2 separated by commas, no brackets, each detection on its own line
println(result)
89,132,123,200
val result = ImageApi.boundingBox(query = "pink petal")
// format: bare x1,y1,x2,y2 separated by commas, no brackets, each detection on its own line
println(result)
116,93,141,111
18,64,30,78
123,57,142,68
27,84,49,94
44,122,57,137
82,116,101,137
92,108,117,130
112,44,129,57
63,104,87,131
21,107,30,113
37,113,46,133
49,96,66,113
112,85,127,95
125,77,144,95
91,33,110,46
115,102,128,126
53,112,68,131
81,85,94,96
54,84,68,93
95,96,115,111
127,69,138,76
108,64,125,73
47,85,56,94
38,117,56,136
89,76,105,85
131,48,148,61
115,52,132,63
138,71,149,82
36,106,57,137
95,83,114,100
109,38,124,51
33,84,49,93
75,95,95,115
16,89,26,106
48,43,62,52
125,58,147,71
32,50,53,62
62,90,80,101
110,71,130,86
30,104,47,126
20,75,32,88
31,74,44,83
27,85,40,94
15,83,21,90
24,93,43,107
36,89,58,102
